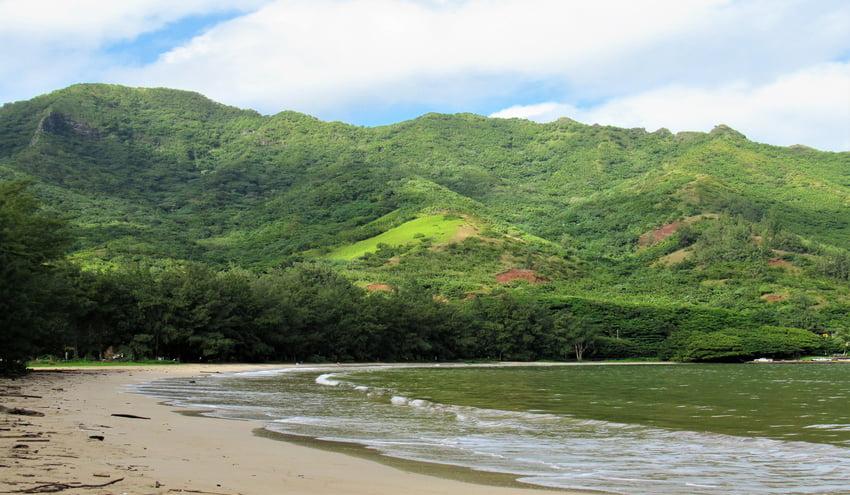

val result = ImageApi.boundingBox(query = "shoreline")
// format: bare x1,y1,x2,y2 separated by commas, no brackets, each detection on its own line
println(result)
1,364,586,495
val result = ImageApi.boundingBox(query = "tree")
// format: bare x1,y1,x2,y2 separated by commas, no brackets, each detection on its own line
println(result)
467,292,550,361
0,181,72,374
131,268,178,360
550,311,575,360
832,325,850,356
553,312,600,361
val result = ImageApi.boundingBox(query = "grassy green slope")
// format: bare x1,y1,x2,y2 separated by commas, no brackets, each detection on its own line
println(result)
326,214,467,260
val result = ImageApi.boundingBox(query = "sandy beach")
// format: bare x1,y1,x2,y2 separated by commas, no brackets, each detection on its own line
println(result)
0,365,576,495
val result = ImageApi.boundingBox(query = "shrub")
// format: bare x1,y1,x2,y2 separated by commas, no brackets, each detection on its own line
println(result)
679,331,744,362
591,336,641,358
675,326,825,362
818,251,850,281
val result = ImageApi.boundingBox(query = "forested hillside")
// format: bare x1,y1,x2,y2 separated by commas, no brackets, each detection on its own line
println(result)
2,84,849,371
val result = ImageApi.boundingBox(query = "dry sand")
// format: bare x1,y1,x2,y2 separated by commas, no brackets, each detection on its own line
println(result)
0,364,578,494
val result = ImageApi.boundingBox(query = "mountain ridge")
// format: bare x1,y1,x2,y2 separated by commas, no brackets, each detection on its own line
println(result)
10,83,829,150
1,84,849,324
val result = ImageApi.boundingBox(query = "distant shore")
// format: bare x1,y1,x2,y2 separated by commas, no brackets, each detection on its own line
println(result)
1,364,584,495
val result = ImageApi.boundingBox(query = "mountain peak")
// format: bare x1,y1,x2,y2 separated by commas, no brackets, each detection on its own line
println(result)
709,124,746,140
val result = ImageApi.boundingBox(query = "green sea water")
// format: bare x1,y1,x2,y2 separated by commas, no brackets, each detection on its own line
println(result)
345,363,850,445
138,363,850,494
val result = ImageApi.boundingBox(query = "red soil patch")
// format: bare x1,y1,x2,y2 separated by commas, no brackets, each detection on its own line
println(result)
638,221,682,247
495,269,548,284
767,257,800,274
761,293,788,303
638,214,719,248
366,283,394,293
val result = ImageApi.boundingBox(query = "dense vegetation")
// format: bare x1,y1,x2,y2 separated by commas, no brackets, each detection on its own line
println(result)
1,84,849,372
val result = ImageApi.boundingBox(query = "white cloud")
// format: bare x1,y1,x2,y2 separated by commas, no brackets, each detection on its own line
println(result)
491,62,850,151
491,102,581,122
0,1,265,45
116,0,849,114
0,0,267,102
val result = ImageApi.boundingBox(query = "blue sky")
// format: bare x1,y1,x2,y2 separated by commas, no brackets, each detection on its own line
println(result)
103,11,246,66
0,0,848,150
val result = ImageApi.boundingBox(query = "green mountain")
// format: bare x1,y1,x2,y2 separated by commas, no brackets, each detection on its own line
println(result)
2,84,850,359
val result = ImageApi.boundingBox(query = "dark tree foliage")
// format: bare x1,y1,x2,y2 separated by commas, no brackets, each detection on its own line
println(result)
0,182,72,373
674,326,827,362
4,255,838,368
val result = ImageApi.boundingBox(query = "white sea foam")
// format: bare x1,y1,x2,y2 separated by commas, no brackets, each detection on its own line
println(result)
315,373,341,386
273,416,329,426
804,423,850,431
232,368,299,377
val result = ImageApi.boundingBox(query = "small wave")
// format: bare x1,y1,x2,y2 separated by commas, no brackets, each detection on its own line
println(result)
273,416,329,426
316,373,341,386
804,424,850,431
233,368,303,377
388,395,438,410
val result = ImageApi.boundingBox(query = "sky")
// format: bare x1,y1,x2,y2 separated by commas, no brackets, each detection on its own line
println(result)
1,0,848,150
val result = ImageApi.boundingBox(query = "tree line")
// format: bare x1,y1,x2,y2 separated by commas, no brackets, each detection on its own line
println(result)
1,181,843,374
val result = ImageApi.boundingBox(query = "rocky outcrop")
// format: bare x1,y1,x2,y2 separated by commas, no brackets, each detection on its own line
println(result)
30,110,99,146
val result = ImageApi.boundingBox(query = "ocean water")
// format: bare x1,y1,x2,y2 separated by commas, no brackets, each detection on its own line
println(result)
135,364,850,494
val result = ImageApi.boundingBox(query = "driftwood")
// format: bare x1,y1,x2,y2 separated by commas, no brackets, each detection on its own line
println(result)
0,406,44,417
3,477,123,493
110,413,150,420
